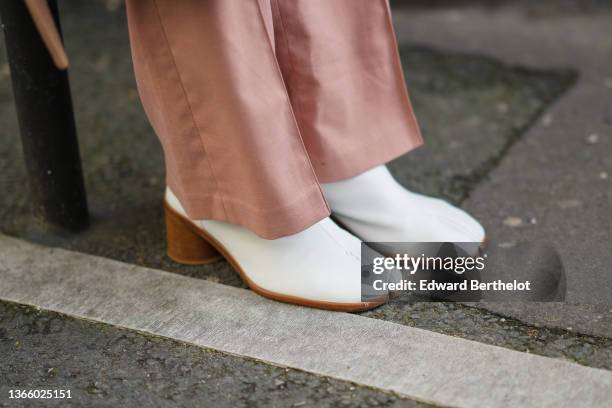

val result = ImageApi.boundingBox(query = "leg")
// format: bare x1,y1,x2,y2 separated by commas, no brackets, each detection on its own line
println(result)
126,0,389,310
126,0,329,240
270,0,484,243
271,0,423,181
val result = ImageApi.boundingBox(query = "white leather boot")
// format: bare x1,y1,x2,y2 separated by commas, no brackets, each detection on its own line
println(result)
321,165,485,244
164,188,388,311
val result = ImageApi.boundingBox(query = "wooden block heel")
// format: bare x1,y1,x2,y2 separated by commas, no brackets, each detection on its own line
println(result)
164,202,222,265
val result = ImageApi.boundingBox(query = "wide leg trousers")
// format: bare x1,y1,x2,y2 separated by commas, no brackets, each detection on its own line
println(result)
126,0,422,239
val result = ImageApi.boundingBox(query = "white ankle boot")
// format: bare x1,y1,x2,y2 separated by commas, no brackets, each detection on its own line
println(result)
164,188,387,311
321,165,485,244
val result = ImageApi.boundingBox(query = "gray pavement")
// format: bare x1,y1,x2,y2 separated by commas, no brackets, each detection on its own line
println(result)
364,300,612,371
390,46,574,203
0,300,425,408
1,234,611,408
392,1,612,336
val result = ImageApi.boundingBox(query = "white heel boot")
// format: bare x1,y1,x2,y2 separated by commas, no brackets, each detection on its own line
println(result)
321,165,485,244
164,188,387,311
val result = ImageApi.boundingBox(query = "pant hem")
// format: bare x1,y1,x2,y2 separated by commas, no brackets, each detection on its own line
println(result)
315,132,423,183
175,186,331,240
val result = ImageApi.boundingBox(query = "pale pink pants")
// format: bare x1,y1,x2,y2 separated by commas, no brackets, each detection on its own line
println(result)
126,0,422,239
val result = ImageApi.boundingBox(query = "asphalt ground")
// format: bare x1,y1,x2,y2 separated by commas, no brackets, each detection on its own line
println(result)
391,0,612,336
1,236,609,407
0,0,610,406
0,301,429,408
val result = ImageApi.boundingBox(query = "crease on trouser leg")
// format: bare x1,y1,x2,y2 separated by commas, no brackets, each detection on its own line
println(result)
271,0,423,182
126,0,330,239
126,0,423,238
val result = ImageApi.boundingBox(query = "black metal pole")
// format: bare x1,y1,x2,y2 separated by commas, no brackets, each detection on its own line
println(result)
0,0,89,232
